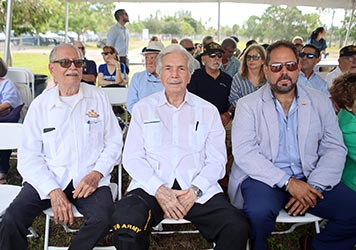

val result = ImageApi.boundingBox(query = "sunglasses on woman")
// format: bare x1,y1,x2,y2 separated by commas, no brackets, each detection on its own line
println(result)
101,52,115,56
269,61,298,73
52,59,84,68
246,54,261,61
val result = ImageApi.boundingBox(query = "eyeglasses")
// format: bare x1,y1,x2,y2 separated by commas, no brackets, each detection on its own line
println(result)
101,52,114,56
343,56,356,63
208,52,223,58
269,61,299,73
77,46,85,50
299,52,317,59
52,59,84,68
185,47,195,52
246,54,261,61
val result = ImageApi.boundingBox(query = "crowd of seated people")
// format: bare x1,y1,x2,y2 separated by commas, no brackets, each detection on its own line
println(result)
1,31,356,250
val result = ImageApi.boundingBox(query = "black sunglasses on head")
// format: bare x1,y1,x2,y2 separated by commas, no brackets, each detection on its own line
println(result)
52,59,84,68
299,52,317,59
208,52,223,58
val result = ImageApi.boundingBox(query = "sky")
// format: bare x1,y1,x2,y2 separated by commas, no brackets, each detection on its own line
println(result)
117,2,347,28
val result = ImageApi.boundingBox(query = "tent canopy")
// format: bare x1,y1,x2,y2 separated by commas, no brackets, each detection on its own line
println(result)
4,0,356,64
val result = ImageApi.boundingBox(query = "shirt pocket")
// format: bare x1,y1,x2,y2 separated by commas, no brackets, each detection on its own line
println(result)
42,129,57,159
84,121,104,163
143,121,162,149
189,123,208,151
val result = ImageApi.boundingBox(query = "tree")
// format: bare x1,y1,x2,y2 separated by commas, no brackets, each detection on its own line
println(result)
1,0,55,35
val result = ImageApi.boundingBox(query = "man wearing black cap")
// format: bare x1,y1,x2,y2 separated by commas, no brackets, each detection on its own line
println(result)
188,42,234,192
326,45,356,89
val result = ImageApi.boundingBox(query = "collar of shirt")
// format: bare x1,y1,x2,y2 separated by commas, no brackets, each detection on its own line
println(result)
146,71,160,82
48,83,87,110
157,90,195,108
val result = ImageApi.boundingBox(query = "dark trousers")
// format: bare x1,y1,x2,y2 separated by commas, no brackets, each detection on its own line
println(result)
0,182,114,250
112,188,249,250
0,150,11,174
119,57,129,75
241,177,356,250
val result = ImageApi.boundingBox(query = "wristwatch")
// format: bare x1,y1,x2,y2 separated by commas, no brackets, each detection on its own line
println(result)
191,185,203,198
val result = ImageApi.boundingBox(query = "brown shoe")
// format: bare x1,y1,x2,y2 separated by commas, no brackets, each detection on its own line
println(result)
299,234,313,250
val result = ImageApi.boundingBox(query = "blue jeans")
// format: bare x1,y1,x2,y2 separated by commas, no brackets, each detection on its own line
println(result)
242,177,356,250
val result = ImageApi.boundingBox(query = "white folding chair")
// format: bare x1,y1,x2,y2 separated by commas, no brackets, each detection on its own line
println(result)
101,87,129,125
152,218,199,235
0,122,23,150
245,209,322,250
0,184,22,219
13,82,33,123
43,183,118,250
273,209,322,235
7,67,35,99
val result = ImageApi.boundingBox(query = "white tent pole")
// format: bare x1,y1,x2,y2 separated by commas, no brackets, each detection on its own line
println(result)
218,0,221,41
4,0,14,66
344,0,356,46
65,0,69,43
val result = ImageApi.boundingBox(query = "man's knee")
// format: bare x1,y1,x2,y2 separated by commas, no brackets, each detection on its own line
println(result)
244,205,278,225
112,194,152,243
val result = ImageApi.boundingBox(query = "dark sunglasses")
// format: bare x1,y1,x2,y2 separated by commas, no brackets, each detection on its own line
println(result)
208,52,223,58
52,59,84,68
101,52,114,56
185,47,195,52
246,54,261,61
77,46,85,50
299,52,317,59
269,61,298,73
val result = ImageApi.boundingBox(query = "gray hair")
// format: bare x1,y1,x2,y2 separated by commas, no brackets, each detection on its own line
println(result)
156,44,195,75
49,44,82,62
221,37,237,49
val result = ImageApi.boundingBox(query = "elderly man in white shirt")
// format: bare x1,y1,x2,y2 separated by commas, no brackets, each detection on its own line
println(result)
111,44,249,250
0,44,123,250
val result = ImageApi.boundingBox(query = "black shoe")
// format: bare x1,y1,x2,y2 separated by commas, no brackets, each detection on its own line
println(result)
299,234,313,250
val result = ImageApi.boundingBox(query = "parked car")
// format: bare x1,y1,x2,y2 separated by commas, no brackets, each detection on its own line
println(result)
96,38,107,48
12,34,52,46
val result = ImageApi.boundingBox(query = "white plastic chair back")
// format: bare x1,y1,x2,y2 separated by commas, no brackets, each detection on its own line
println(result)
0,123,23,150
13,82,33,123
101,87,128,106
7,67,35,99
0,184,22,216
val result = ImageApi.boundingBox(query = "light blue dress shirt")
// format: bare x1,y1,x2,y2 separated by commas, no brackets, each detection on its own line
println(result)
0,79,23,108
273,95,304,188
221,57,240,78
106,23,129,57
298,71,328,95
126,70,163,113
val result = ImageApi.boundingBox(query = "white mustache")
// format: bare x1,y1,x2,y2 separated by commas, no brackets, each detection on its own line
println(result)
167,79,182,84
65,70,80,76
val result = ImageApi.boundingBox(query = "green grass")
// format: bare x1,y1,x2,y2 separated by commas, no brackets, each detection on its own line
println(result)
11,53,51,76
